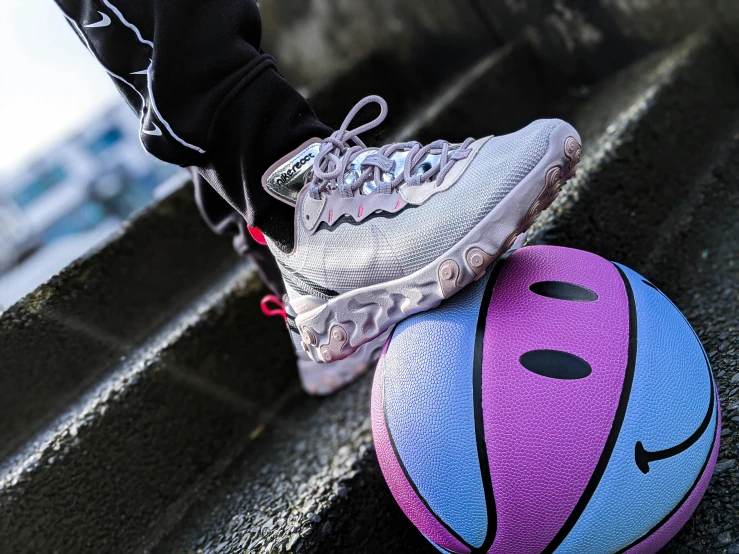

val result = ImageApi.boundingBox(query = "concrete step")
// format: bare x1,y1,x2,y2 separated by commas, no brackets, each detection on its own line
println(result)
152,32,739,554
474,0,711,82
388,39,575,144
0,185,242,462
0,261,301,553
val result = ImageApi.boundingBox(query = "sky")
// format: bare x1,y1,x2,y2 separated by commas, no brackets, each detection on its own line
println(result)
0,0,121,175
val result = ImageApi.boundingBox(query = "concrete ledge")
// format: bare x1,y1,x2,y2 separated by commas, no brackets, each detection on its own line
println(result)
0,186,240,460
474,0,712,81
0,263,298,553
260,0,497,90
389,39,573,144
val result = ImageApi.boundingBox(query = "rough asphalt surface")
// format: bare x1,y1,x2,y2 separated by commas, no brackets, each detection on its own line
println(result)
658,130,739,553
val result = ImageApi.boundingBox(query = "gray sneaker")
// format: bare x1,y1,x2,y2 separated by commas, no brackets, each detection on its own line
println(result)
261,96,581,363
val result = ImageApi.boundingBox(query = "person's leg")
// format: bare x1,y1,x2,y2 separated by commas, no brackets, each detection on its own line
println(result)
53,0,331,243
192,170,283,293
55,0,583,367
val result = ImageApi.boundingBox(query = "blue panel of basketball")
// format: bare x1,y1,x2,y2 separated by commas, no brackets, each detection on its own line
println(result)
555,264,717,553
383,275,489,549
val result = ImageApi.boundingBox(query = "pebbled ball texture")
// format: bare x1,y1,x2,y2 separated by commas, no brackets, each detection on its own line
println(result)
371,245,720,554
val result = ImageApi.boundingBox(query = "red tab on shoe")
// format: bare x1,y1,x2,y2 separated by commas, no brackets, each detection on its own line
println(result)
260,294,287,321
247,226,267,246
261,138,322,207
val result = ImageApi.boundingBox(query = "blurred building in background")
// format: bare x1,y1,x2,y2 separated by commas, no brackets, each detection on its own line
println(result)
0,103,182,309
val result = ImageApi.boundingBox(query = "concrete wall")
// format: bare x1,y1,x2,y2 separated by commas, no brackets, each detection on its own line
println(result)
715,0,739,62
474,0,713,80
260,0,497,89
260,0,715,90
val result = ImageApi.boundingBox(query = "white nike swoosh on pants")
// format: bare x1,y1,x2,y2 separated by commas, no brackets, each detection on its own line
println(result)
143,123,162,136
84,11,112,28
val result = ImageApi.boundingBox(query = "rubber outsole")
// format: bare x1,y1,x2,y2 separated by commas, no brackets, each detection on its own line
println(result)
297,329,390,395
296,122,582,363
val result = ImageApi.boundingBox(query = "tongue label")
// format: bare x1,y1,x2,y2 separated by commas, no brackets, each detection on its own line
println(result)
262,139,322,207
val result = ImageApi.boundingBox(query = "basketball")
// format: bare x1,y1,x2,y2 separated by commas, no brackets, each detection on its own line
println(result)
372,245,720,553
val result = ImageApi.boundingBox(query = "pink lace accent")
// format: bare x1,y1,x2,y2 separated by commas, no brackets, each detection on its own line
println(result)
260,295,287,321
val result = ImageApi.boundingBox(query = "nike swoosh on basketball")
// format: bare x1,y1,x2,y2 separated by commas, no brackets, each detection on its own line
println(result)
143,123,162,136
84,11,111,28
634,350,715,474
633,281,717,474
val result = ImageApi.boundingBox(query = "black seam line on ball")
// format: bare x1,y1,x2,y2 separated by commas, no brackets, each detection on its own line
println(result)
541,263,638,554
615,278,719,553
381,327,474,553
471,252,511,553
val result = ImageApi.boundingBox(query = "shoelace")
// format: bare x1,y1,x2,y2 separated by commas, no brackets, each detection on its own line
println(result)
309,95,475,200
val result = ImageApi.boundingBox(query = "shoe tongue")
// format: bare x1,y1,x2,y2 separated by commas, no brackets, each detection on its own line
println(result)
262,138,322,207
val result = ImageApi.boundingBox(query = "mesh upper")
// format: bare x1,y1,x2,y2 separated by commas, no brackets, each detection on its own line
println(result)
269,119,562,297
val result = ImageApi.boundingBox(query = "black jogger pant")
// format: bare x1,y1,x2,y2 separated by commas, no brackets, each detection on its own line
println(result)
53,0,331,242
